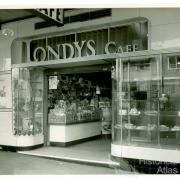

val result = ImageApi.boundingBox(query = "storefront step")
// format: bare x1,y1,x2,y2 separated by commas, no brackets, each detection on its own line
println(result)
18,150,120,168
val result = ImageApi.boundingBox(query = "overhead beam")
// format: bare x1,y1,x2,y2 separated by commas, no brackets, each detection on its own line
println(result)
26,9,64,27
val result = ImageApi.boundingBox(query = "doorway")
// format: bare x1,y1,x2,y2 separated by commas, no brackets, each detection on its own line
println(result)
44,65,113,147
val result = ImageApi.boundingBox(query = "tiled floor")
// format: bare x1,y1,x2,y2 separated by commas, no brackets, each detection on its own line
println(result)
18,138,120,167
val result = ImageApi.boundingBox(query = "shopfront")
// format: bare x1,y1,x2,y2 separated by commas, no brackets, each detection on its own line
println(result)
11,18,148,148
12,64,113,146
7,14,180,164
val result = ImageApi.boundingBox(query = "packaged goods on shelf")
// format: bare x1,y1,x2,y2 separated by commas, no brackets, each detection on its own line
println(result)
129,107,141,115
147,124,157,131
171,126,180,131
124,123,136,130
136,126,147,130
144,110,158,116
160,125,169,131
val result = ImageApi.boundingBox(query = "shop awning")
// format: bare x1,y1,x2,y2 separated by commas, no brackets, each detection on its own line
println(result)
0,9,68,29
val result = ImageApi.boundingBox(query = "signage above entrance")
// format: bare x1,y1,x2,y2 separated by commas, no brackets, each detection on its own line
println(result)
32,40,139,62
11,21,148,65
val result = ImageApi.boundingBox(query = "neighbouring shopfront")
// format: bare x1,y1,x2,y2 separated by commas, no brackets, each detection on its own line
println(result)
1,9,180,165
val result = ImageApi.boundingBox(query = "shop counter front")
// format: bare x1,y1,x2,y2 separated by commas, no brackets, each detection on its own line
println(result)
49,120,101,146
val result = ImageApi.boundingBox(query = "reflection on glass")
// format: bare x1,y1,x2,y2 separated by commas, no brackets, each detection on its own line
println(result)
169,56,176,69
168,55,180,69
160,79,180,146
113,57,160,146
177,56,180,68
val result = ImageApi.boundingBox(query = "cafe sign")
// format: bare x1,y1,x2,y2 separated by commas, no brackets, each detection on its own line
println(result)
28,9,64,26
32,40,139,62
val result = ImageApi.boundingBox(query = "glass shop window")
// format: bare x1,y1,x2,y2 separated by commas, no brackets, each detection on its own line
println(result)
12,68,43,136
113,54,180,150
160,78,180,146
113,57,160,147
168,55,180,69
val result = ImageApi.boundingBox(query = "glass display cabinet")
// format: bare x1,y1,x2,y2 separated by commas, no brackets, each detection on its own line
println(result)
112,54,180,149
12,68,43,136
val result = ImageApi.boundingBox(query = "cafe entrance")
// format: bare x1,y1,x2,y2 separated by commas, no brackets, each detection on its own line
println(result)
44,64,113,147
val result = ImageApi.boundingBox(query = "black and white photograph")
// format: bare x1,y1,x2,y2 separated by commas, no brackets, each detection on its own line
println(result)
0,0,180,177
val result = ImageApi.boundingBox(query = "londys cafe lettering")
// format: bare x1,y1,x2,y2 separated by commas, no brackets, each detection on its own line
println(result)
32,40,139,62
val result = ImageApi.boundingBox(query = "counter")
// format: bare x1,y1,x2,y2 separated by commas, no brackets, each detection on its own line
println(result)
49,120,101,146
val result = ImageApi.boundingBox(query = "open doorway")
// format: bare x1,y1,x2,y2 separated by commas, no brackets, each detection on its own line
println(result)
45,66,113,155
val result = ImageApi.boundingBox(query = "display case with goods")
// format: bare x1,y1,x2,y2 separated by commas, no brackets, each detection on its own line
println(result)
113,55,180,149
12,68,43,136
31,69,43,134
120,94,159,145
122,59,159,145
159,78,180,146
113,57,160,146
99,97,112,135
